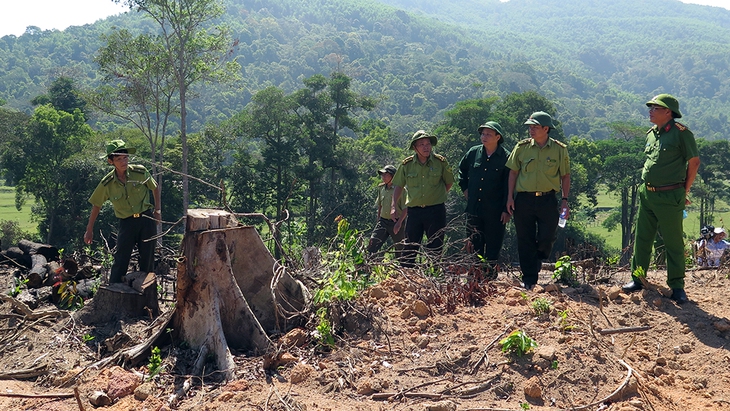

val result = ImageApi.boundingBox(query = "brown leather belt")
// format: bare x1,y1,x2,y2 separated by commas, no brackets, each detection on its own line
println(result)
521,190,555,197
646,183,684,192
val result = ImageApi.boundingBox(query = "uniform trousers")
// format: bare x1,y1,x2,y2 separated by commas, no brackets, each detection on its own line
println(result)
367,217,406,261
466,210,506,262
110,209,156,283
630,184,686,289
403,203,446,267
513,193,558,286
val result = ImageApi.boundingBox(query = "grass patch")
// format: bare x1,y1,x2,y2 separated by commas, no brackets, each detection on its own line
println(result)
0,185,36,233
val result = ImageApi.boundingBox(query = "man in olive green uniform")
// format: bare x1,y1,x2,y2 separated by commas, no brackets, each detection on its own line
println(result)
85,140,161,283
458,121,510,265
391,130,455,267
623,94,700,304
506,112,570,290
367,165,407,262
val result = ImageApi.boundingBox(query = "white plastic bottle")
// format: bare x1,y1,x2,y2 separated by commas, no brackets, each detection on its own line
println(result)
558,208,567,228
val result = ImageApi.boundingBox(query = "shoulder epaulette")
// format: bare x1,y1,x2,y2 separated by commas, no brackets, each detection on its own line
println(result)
517,138,531,146
100,170,115,186
433,153,446,162
551,138,567,148
646,128,653,135
675,122,688,131
402,155,414,165
128,164,147,173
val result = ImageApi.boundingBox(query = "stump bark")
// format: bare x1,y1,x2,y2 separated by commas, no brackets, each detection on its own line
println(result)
173,209,309,379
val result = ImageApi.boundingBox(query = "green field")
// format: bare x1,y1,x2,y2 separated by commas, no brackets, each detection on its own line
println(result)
0,185,37,233
584,187,730,251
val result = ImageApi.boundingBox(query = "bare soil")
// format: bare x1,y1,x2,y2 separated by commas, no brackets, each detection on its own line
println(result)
1,264,729,411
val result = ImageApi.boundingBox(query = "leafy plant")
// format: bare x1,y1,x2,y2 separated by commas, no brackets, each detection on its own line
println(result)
499,330,538,357
551,360,559,370
147,346,163,379
82,333,95,343
531,297,552,316
557,309,575,332
8,277,28,297
313,216,367,305
553,255,578,286
520,402,531,410
314,307,335,347
57,280,84,310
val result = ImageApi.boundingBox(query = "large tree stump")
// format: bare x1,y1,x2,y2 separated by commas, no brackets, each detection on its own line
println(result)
173,209,309,379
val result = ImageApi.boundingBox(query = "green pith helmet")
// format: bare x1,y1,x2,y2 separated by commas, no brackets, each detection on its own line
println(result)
478,121,505,144
523,111,556,128
646,94,682,118
378,165,397,175
409,130,438,150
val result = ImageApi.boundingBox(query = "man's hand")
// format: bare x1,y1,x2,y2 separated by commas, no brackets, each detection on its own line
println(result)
84,229,93,245
506,197,515,215
500,212,511,224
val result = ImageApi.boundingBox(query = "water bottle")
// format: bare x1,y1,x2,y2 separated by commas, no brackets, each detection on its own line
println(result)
683,209,688,219
558,207,567,228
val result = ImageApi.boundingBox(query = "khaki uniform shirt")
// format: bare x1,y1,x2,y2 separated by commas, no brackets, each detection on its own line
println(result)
506,138,570,193
376,184,406,219
392,153,454,207
642,120,699,186
89,165,158,219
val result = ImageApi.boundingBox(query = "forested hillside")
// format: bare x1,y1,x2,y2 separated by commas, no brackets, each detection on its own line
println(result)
1,0,729,140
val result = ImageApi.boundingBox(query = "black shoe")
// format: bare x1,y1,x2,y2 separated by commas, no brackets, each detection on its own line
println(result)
671,288,688,304
521,282,535,291
622,280,643,292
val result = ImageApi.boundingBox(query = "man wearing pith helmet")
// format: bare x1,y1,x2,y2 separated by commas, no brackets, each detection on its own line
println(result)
85,140,161,283
506,111,570,291
391,130,455,267
457,121,511,274
367,164,408,262
623,94,700,304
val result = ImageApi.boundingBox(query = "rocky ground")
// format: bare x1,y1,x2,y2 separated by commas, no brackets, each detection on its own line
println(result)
1,263,729,411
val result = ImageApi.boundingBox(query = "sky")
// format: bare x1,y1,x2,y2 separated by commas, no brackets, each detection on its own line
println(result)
0,0,729,38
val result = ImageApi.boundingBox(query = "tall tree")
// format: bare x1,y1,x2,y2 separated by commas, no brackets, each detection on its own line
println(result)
118,0,240,214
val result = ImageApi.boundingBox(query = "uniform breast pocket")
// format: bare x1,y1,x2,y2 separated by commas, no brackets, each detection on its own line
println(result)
545,158,558,171
427,170,442,187
523,158,536,173
659,142,680,157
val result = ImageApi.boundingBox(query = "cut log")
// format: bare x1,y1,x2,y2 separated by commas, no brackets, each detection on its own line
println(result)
173,209,310,379
73,272,160,324
18,239,59,260
3,246,31,268
18,240,59,289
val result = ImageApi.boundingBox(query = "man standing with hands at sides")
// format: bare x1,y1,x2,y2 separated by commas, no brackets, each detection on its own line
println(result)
506,112,570,290
367,165,407,262
458,121,511,274
622,94,700,304
391,130,454,268
85,140,161,283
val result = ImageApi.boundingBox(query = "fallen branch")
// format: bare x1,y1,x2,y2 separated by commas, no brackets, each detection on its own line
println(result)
0,391,74,399
0,365,47,380
470,322,514,374
565,359,634,410
598,326,652,335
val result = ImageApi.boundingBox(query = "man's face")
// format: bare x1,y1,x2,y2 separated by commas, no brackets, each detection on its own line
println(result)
108,154,129,173
528,124,549,140
480,128,501,147
381,172,393,184
648,105,673,126
413,138,432,158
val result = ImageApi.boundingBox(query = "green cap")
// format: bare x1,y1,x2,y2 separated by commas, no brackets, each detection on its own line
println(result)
646,94,682,118
478,121,505,143
524,111,556,128
105,139,136,157
409,130,438,150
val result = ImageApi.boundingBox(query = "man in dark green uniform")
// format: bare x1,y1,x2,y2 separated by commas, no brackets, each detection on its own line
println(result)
391,130,455,267
622,94,700,304
367,164,407,262
506,112,570,290
458,121,511,267
85,140,161,283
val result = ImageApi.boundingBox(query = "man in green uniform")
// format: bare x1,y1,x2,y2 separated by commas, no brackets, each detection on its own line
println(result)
367,164,407,262
506,112,570,290
458,121,510,267
391,130,455,267
622,94,700,304
84,140,161,283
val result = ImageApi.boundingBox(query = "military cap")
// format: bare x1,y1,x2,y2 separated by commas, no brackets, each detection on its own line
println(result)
409,130,438,150
378,165,397,175
105,139,136,156
524,111,556,128
646,94,682,118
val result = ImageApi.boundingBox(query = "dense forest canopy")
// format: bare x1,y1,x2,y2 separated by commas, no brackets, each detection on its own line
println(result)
1,0,729,140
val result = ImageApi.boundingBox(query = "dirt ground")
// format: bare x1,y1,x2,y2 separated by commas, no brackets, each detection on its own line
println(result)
1,263,729,411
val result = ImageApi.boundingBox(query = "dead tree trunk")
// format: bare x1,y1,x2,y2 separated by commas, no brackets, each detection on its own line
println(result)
173,209,309,380
18,240,59,288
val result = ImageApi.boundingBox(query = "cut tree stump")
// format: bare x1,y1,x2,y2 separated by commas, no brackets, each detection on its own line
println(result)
173,209,310,379
74,272,160,324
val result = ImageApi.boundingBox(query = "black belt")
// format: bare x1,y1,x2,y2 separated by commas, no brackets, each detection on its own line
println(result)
646,183,684,192
124,209,153,219
520,190,555,197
